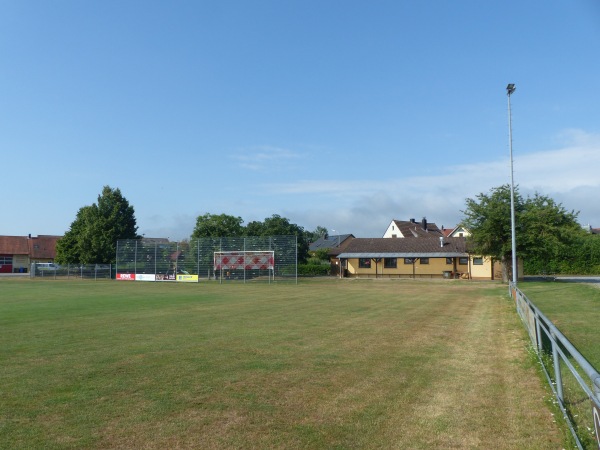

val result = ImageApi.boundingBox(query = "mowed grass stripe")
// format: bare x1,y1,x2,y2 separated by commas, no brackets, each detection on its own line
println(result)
0,279,561,449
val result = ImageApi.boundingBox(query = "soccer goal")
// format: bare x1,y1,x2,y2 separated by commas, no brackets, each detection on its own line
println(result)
116,235,296,283
214,251,275,283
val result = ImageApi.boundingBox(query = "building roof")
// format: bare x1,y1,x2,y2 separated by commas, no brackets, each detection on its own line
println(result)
309,234,354,251
0,235,62,259
29,235,62,259
338,237,468,258
441,225,470,238
441,228,454,238
388,218,444,238
0,236,30,255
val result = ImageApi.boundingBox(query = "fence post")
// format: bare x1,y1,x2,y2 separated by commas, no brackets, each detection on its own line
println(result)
551,339,564,402
535,315,543,352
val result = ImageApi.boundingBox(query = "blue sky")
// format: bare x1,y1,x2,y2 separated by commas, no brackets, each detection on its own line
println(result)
2,1,600,240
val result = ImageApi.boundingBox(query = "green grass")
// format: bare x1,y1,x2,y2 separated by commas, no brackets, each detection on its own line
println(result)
517,281,600,448
518,281,600,369
0,279,563,449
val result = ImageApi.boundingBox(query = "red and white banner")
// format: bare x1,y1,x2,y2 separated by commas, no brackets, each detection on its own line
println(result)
214,252,274,270
116,273,135,281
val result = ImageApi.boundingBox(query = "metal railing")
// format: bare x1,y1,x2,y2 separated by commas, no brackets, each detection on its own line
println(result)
510,282,600,449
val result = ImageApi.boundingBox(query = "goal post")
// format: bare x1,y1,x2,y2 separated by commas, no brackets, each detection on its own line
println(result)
213,251,275,283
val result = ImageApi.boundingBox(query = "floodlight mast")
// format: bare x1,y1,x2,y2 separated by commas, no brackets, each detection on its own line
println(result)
507,83,517,286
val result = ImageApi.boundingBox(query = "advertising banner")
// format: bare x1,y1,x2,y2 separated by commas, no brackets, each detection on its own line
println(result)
135,274,156,282
156,274,176,281
116,273,135,281
177,274,199,283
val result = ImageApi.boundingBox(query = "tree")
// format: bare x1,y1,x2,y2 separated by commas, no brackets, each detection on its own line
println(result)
306,226,329,243
462,185,582,281
519,193,582,274
55,186,139,264
245,214,310,262
313,248,331,261
191,213,244,239
462,185,522,281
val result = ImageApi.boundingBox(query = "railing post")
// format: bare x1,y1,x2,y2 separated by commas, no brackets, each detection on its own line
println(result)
535,316,543,352
551,338,564,402
593,375,600,404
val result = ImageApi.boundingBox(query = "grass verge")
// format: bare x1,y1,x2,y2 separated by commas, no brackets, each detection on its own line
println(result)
518,281,600,368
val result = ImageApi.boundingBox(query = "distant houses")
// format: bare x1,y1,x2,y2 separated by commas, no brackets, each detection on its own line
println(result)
0,235,61,273
2,215,532,280
335,218,502,280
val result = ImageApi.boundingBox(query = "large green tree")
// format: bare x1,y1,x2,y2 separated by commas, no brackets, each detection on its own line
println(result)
55,186,139,264
462,185,582,281
519,193,583,274
191,213,244,239
245,214,310,262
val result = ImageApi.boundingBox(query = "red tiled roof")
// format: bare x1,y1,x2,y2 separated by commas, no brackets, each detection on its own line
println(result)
442,228,454,237
0,236,30,255
0,235,61,259
29,235,61,259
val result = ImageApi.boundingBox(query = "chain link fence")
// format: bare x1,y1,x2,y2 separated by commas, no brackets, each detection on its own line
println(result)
116,236,297,283
30,263,113,280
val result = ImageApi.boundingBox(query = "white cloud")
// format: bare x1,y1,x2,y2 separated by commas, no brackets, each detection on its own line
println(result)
230,145,303,171
138,130,600,240
270,129,600,236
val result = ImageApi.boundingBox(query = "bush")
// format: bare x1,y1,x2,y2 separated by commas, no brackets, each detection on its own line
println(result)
297,264,330,276
306,256,329,265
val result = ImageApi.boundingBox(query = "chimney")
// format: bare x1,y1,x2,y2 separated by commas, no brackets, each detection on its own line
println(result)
410,218,416,223
439,236,444,247
421,217,427,231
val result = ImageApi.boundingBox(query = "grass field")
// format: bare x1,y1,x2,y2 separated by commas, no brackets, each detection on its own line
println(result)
519,281,600,369
0,278,564,449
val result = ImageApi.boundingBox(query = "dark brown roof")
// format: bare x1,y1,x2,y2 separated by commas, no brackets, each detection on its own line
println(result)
310,234,354,252
339,237,468,258
391,219,443,238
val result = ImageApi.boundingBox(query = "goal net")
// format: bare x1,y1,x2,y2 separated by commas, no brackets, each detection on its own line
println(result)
214,251,275,282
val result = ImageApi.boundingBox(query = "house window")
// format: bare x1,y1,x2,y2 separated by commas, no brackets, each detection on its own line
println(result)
391,234,397,238
404,258,415,264
459,257,468,265
420,258,429,264
359,258,371,268
473,257,483,265
0,256,13,264
384,258,397,269
446,258,453,265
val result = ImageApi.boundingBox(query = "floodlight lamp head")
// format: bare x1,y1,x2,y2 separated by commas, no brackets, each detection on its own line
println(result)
506,83,516,96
